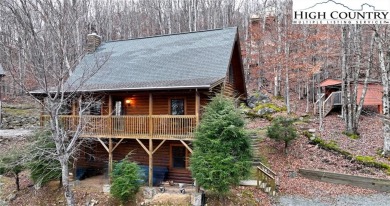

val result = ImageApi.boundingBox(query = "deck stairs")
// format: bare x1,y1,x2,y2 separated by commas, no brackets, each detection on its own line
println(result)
314,91,342,117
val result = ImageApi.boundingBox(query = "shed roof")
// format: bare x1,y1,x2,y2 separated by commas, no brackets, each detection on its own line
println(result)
65,27,238,92
320,79,342,87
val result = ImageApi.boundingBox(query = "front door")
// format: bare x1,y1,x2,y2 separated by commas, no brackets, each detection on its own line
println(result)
113,101,124,132
171,145,187,169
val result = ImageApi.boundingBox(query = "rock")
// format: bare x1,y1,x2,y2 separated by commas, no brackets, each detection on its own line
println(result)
309,135,316,141
247,93,271,108
191,192,203,206
102,184,110,193
288,171,297,178
143,187,156,199
308,129,316,133
257,108,275,116
6,192,16,202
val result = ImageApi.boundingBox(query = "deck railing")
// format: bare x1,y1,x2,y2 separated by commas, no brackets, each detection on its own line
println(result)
313,93,325,115
256,162,278,196
323,91,342,117
40,115,197,140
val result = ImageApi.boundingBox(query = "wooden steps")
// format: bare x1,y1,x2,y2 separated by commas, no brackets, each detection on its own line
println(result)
314,91,342,117
250,133,279,196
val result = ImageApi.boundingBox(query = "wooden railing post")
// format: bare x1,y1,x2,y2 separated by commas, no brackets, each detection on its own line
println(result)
195,90,200,126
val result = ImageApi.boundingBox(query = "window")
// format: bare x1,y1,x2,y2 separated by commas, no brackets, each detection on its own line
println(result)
229,64,234,83
171,99,184,115
82,101,102,115
171,146,186,168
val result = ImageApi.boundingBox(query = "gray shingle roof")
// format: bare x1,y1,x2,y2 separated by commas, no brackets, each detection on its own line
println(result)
66,27,237,92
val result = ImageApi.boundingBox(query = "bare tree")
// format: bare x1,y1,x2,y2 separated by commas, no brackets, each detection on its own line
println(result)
0,1,108,205
373,25,390,155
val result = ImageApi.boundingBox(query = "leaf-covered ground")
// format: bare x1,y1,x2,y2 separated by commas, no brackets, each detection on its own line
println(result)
247,94,390,201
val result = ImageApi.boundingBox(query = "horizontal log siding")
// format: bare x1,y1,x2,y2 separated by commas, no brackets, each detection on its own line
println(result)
77,139,184,170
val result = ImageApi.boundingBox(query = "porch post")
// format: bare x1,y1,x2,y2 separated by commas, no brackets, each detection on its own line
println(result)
148,93,153,187
40,98,45,127
195,90,200,125
108,95,112,135
71,100,76,115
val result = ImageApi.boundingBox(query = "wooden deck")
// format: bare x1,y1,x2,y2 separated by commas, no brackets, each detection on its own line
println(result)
41,115,197,140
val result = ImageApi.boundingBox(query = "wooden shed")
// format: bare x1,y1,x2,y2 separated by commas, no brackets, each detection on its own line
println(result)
317,78,383,116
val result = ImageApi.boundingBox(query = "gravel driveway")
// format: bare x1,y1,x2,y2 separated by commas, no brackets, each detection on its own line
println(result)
275,194,390,206
0,129,33,138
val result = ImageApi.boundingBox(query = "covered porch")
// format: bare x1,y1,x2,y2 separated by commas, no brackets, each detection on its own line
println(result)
40,91,202,186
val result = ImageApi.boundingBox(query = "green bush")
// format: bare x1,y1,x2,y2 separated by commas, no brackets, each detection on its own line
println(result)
0,151,25,190
28,130,61,186
267,117,297,154
342,131,360,140
110,157,143,204
190,95,252,195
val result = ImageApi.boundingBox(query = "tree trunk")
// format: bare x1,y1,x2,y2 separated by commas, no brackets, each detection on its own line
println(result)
306,80,309,113
375,25,390,155
61,158,75,206
284,141,288,155
15,173,20,191
384,118,390,156
341,26,347,120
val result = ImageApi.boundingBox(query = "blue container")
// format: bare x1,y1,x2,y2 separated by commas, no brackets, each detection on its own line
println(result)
139,165,168,186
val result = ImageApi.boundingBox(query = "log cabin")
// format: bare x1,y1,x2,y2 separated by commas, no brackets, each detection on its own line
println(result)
33,27,247,186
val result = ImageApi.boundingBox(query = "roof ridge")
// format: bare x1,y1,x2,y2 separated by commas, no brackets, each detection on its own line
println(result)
102,27,237,44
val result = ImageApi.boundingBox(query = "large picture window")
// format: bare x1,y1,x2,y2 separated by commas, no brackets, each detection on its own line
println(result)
171,99,184,115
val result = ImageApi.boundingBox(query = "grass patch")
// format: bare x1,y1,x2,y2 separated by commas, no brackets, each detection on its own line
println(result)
342,131,360,140
254,103,286,113
311,137,390,175
274,95,284,101
302,130,312,139
355,155,390,173
3,107,35,116
310,137,352,158
245,112,274,121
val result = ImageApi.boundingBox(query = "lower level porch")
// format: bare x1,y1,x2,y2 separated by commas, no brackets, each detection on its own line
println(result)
75,138,193,186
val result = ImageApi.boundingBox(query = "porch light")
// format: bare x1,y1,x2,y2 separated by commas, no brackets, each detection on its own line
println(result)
125,99,131,105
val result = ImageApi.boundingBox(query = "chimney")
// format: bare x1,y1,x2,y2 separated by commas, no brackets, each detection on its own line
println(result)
86,33,102,53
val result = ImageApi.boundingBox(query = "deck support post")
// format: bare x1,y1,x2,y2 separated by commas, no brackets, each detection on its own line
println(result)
109,138,113,176
148,93,153,187
180,140,193,154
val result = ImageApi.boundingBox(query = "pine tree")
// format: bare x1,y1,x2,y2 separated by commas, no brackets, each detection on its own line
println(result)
190,95,252,194
267,117,297,154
